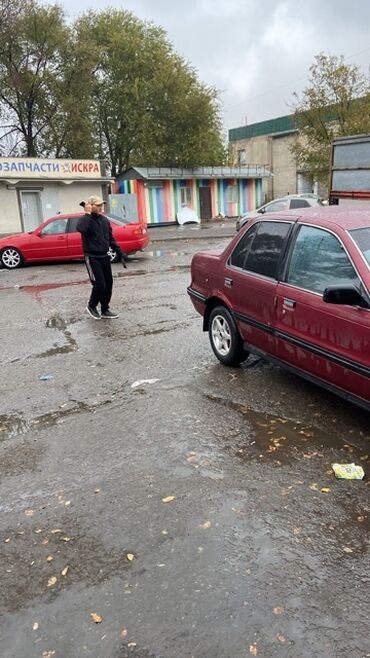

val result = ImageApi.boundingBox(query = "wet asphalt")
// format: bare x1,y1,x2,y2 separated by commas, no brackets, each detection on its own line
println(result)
0,235,370,658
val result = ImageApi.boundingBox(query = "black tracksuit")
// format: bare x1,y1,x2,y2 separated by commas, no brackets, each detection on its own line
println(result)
76,213,121,313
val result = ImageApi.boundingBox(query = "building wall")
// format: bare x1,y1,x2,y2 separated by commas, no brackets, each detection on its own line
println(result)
230,132,300,201
115,177,264,224
0,182,108,234
271,134,298,198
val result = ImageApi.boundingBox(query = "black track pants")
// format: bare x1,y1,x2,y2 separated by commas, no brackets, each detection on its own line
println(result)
85,255,113,313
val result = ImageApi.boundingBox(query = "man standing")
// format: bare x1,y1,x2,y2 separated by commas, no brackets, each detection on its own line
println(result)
77,195,121,320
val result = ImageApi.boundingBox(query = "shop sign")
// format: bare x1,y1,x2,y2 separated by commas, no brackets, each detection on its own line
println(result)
0,157,102,179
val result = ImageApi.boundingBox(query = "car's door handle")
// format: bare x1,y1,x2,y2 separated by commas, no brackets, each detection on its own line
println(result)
283,298,296,309
224,277,233,287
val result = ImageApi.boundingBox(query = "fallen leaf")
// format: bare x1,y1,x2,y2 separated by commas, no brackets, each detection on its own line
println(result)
32,622,39,631
4,538,10,543
64,501,71,507
249,644,258,655
161,529,168,535
309,483,318,491
343,546,354,553
42,652,55,658
94,488,101,493
277,634,287,643
61,566,69,576
35,529,42,534
357,516,365,523
25,510,34,516
61,536,71,542
127,642,137,648
41,538,49,545
273,606,285,615
120,628,128,638
293,527,301,535
51,529,62,534
162,496,175,503
90,612,102,623
46,556,54,562
126,553,135,562
199,521,212,529
47,576,57,587
321,487,331,493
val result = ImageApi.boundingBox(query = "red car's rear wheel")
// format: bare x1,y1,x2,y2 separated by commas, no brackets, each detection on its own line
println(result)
1,247,23,269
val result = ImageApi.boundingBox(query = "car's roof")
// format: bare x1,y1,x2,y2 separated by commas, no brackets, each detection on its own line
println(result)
254,206,370,230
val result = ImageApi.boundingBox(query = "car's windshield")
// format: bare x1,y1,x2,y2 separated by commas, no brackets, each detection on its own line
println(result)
349,227,370,266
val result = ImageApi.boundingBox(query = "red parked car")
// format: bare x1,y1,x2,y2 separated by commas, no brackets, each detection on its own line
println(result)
188,207,370,412
0,212,150,269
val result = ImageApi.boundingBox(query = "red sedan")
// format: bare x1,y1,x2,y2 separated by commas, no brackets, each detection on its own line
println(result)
188,207,370,412
0,212,150,269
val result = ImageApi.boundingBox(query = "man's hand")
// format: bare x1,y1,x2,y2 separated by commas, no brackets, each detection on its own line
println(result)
84,202,92,214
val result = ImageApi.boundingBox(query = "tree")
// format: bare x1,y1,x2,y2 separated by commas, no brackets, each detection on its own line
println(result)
0,0,70,156
291,54,370,183
78,9,225,175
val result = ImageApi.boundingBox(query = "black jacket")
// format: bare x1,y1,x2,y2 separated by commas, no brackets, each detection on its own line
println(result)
76,213,121,258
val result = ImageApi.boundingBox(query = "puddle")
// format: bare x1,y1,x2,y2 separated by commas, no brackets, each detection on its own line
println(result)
146,249,192,258
0,280,87,295
35,314,78,357
205,393,370,468
0,400,111,441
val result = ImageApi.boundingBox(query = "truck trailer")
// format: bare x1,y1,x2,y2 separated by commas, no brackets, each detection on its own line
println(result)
329,134,370,205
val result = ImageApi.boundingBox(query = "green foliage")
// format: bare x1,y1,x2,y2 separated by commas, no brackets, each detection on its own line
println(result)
291,54,370,183
0,3,225,169
0,0,70,156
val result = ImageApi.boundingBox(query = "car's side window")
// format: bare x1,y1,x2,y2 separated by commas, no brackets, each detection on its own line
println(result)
286,225,360,293
264,200,289,213
289,199,310,209
41,219,68,235
242,221,292,279
229,224,258,269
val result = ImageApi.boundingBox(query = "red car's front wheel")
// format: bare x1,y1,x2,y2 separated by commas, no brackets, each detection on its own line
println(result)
1,247,23,269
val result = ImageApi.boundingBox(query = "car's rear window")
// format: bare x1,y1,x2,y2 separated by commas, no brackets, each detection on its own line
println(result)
349,227,370,266
106,214,131,226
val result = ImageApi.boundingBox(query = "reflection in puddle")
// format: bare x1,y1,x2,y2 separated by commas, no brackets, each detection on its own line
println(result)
146,249,192,258
0,399,112,441
205,393,370,468
36,314,77,357
0,280,87,295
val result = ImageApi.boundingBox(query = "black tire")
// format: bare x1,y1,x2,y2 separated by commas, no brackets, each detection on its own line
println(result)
208,305,248,366
1,247,23,269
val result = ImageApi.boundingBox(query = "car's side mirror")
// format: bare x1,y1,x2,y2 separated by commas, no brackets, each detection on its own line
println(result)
34,228,42,237
323,285,370,308
258,208,265,214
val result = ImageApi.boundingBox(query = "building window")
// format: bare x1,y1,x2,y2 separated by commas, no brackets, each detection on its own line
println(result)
238,149,247,165
227,184,238,203
180,186,192,205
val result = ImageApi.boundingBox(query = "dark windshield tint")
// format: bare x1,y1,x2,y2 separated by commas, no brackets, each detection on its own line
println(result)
349,227,370,266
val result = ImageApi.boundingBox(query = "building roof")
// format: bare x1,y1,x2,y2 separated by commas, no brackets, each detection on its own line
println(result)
119,165,272,180
229,114,297,142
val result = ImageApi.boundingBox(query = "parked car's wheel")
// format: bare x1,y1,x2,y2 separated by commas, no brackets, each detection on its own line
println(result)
1,247,23,269
208,305,248,366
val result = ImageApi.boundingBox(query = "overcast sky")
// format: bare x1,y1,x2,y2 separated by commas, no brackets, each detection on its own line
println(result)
50,0,370,131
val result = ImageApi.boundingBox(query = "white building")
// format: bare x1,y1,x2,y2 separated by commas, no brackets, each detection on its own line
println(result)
0,157,113,234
